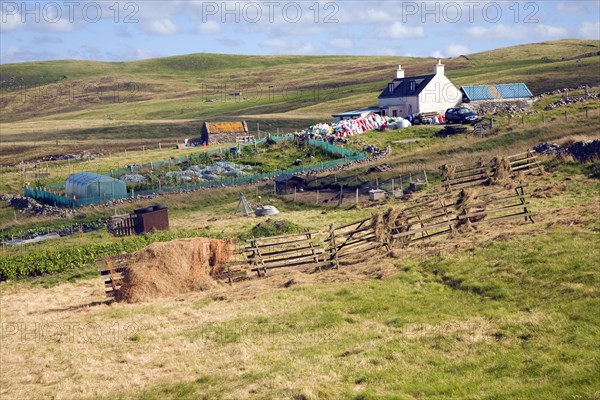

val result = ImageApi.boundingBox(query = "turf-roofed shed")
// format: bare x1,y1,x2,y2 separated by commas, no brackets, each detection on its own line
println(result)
198,121,249,145
65,172,127,200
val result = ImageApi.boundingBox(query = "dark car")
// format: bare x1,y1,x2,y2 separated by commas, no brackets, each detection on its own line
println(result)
445,108,479,124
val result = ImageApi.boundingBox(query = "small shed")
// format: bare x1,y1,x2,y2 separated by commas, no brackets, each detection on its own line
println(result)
198,121,249,145
65,172,127,200
369,189,386,201
274,174,306,194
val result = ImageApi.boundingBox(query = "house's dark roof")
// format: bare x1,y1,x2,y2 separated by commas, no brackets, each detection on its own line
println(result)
461,83,533,101
378,74,436,99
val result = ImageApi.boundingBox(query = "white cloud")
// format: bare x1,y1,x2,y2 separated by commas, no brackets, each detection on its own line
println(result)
555,2,587,15
445,44,470,57
385,22,425,39
431,43,471,59
0,10,23,31
145,19,179,35
467,24,568,40
198,21,221,35
579,22,600,40
329,38,353,50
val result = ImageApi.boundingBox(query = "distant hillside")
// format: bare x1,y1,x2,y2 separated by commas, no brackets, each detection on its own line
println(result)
0,39,598,125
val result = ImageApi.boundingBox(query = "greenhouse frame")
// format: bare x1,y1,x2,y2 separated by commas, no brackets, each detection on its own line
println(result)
65,172,127,201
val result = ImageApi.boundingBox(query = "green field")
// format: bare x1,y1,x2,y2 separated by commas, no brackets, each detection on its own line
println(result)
0,39,599,400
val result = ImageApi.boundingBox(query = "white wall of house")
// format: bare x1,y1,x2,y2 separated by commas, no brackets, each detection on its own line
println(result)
377,61,462,118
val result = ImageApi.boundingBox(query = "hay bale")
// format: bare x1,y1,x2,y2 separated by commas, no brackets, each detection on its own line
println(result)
454,189,486,230
440,164,456,181
455,189,479,210
116,237,236,303
487,156,511,185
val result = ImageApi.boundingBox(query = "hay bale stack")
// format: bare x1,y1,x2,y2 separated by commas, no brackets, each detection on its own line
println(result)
454,189,486,231
487,156,511,185
116,237,236,303
440,164,456,181
372,207,413,245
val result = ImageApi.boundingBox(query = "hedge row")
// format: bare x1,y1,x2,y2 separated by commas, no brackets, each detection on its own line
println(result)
0,230,213,281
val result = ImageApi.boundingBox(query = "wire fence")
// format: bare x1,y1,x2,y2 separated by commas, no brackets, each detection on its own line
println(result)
25,136,367,208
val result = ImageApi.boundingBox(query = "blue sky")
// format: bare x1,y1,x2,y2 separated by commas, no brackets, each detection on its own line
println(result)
1,1,599,63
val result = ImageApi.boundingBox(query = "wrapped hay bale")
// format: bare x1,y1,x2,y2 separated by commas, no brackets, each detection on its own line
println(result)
116,237,236,303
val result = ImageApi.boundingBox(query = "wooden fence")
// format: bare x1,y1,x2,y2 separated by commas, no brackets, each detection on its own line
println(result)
443,150,541,191
97,256,128,296
244,230,325,276
238,183,534,276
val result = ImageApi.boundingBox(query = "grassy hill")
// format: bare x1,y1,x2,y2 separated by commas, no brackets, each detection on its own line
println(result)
0,40,599,400
1,39,598,125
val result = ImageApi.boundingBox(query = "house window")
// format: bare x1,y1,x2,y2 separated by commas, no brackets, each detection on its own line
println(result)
409,81,416,92
388,83,394,93
409,104,413,115
392,110,397,117
381,110,386,116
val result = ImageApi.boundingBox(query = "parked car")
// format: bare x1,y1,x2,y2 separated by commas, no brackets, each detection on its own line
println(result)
445,108,479,124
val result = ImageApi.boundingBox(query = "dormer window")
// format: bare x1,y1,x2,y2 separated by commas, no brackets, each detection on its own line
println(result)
388,83,394,93
409,81,416,92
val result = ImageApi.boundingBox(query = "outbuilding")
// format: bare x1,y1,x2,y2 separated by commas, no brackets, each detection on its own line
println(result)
197,121,249,145
460,83,534,103
274,174,307,194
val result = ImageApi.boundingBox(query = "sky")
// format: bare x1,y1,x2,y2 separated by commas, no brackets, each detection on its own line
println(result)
1,1,599,64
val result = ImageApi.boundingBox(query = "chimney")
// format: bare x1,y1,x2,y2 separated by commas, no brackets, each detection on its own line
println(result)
396,64,405,79
434,59,445,75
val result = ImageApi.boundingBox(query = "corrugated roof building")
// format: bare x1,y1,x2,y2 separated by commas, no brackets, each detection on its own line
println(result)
461,83,533,103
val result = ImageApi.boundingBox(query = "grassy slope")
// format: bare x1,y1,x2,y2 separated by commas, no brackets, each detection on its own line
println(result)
1,40,600,400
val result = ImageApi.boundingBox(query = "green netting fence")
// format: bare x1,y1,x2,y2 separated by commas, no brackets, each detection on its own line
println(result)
25,136,367,208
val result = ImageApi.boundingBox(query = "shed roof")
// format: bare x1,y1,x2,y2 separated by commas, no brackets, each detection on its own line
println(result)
332,106,381,117
274,174,305,183
461,83,533,101
202,121,248,135
378,74,436,99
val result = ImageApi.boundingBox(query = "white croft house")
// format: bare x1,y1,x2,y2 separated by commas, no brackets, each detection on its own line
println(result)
378,60,462,118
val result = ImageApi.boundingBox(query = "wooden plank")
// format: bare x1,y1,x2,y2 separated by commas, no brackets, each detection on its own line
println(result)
251,259,328,272
243,237,313,250
507,150,536,159
255,251,323,266
246,244,321,258
392,219,456,239
338,225,372,237
409,228,453,243
471,211,533,225
511,163,542,172
245,230,320,242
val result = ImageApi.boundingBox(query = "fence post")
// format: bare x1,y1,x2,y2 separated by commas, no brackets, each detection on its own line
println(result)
356,188,359,207
316,190,319,205
339,185,343,206
564,111,568,121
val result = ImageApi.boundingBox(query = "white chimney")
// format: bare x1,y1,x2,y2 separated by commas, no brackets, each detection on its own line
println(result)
434,59,445,75
396,64,405,79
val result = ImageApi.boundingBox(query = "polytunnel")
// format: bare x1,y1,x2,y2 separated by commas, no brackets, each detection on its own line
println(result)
65,172,127,200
